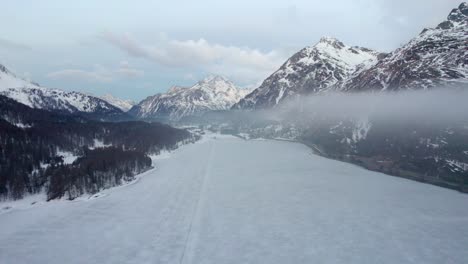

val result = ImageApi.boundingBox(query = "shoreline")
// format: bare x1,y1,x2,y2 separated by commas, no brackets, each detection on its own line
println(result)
243,134,468,194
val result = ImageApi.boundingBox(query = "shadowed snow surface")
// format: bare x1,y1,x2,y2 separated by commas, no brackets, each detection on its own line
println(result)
1,137,467,264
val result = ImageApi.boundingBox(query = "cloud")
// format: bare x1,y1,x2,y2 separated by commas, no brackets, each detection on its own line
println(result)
115,60,144,78
274,88,468,125
183,73,196,81
0,38,31,51
47,62,144,83
100,31,287,84
47,68,112,83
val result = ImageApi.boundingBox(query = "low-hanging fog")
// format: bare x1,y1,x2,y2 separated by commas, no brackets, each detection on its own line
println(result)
272,87,468,125
190,86,468,138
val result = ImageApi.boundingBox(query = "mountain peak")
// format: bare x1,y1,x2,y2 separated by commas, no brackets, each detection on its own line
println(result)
167,85,186,94
460,2,468,13
233,36,380,109
316,37,346,49
318,36,339,43
436,2,467,29
199,75,230,84
130,76,246,120
0,64,10,74
193,75,236,92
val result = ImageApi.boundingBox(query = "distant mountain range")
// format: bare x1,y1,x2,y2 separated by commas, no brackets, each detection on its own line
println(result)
0,64,128,120
234,2,468,109
129,76,251,121
1,3,466,118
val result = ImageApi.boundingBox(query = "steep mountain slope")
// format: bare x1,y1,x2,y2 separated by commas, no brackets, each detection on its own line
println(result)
339,2,468,91
0,64,126,119
99,94,135,112
234,3,467,109
130,76,250,120
233,37,382,109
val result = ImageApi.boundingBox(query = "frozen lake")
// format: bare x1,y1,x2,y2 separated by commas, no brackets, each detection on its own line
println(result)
1,136,468,264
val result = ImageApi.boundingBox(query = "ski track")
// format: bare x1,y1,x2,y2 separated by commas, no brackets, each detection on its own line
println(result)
1,137,468,264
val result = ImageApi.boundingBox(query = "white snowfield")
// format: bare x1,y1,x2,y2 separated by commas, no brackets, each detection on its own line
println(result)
1,136,468,264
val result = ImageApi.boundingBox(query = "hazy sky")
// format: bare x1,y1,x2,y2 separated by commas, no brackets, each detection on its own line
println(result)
0,0,462,101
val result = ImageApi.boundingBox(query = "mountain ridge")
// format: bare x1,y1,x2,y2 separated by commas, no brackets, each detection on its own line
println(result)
232,37,383,109
233,2,467,109
337,2,468,92
0,63,127,120
130,75,251,121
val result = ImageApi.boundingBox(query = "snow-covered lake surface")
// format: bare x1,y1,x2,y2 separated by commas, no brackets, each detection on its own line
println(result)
1,136,468,264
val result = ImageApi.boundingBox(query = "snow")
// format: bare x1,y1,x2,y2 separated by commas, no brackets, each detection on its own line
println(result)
89,139,111,149
56,150,79,164
241,37,381,108
31,150,78,169
14,122,32,128
314,38,377,68
446,159,468,172
135,76,251,120
99,94,134,111
236,133,250,140
1,137,467,264
352,118,372,142
0,193,48,214
0,64,118,113
276,87,286,104
1,116,32,129
0,66,40,92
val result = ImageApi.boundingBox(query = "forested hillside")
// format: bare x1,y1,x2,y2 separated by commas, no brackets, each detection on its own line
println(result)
0,95,198,200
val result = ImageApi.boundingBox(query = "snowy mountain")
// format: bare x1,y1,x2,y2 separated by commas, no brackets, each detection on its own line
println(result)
339,2,468,91
233,37,382,109
130,76,251,121
0,63,125,119
99,94,135,112
234,2,468,109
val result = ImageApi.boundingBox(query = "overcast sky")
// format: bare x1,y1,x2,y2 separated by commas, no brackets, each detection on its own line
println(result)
0,0,462,101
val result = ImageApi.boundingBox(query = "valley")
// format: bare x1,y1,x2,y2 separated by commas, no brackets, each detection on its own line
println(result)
1,2,467,263
1,135,467,264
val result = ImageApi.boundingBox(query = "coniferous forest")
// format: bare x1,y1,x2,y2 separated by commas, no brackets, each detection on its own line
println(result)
0,95,198,200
